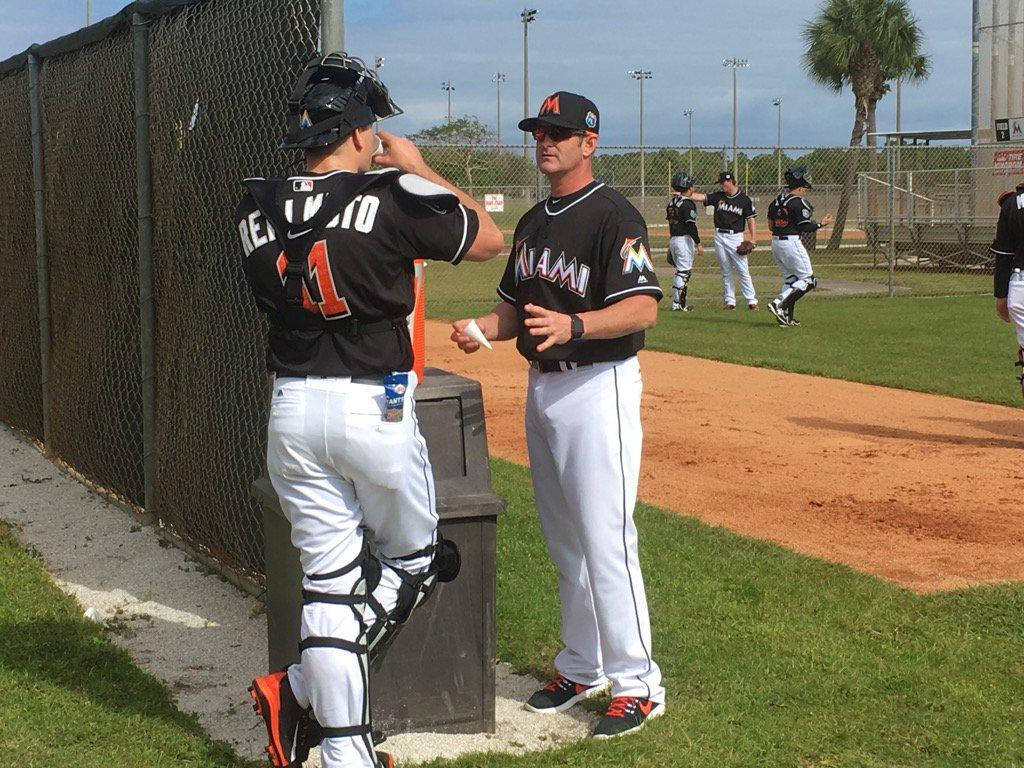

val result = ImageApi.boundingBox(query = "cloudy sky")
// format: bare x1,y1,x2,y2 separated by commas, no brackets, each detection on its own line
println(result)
2,0,970,148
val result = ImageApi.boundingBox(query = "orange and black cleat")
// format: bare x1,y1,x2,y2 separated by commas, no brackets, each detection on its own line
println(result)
375,751,395,768
248,669,316,767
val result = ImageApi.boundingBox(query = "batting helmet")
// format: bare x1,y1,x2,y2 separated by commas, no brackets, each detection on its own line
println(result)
784,167,813,190
282,52,402,150
671,171,696,192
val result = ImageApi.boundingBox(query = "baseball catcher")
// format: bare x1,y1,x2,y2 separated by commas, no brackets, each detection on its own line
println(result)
666,171,701,311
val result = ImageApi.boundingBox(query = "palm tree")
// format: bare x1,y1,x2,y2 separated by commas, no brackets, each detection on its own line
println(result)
803,0,930,250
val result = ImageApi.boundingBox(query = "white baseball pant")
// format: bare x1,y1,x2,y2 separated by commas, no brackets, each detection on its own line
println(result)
771,236,815,304
668,235,696,307
267,373,437,768
713,231,756,306
1008,270,1024,348
525,356,665,704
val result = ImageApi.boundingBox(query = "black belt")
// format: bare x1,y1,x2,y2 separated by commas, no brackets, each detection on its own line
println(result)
773,234,794,240
717,228,743,234
530,360,594,373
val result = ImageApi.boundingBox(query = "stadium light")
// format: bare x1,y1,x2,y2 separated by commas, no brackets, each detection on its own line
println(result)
442,80,455,124
772,98,782,186
628,69,653,202
521,9,537,158
723,58,749,178
492,72,507,145
683,108,694,175
374,56,385,74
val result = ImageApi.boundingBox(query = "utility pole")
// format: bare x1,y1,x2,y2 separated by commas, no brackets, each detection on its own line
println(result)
521,9,537,157
441,80,455,123
772,97,783,186
627,68,652,202
683,108,694,175
321,0,344,53
722,58,749,178
492,72,506,145
86,0,92,24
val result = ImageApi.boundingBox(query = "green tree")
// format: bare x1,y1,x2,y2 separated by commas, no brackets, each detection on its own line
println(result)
411,115,494,189
802,0,930,249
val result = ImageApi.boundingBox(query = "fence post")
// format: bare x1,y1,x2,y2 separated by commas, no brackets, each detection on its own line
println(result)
133,12,156,515
887,145,896,297
320,0,344,53
27,52,51,444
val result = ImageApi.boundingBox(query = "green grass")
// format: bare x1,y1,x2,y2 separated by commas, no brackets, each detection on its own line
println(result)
427,459,1024,768
426,254,1015,407
0,521,258,768
5,462,1024,767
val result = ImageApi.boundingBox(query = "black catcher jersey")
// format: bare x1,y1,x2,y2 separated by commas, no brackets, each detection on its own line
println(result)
767,192,817,235
992,184,1024,298
704,190,755,232
235,168,479,376
666,196,700,240
497,180,662,363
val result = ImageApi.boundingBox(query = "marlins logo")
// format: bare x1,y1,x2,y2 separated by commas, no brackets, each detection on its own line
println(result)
299,109,314,129
620,236,654,275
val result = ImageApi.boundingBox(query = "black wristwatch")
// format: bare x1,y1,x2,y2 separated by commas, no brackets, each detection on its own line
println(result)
569,313,585,341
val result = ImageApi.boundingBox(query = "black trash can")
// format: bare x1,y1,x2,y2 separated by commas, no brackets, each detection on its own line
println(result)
254,368,504,735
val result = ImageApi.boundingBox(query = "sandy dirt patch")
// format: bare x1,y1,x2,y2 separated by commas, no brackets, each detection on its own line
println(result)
426,320,1024,593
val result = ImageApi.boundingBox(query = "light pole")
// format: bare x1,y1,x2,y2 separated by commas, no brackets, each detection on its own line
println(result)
521,9,537,157
772,97,782,186
683,108,694,175
86,0,91,24
492,72,506,145
722,57,748,178
441,81,455,124
627,68,652,202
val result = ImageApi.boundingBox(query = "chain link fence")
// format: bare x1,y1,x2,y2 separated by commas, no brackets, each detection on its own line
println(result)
0,68,42,440
148,0,319,580
417,143,998,320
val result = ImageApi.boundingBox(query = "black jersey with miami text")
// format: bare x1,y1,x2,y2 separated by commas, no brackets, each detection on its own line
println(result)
235,168,479,376
704,190,756,232
767,192,818,235
497,180,662,363
666,196,699,240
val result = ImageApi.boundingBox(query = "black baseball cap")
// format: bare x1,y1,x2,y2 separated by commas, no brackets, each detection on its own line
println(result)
718,171,735,184
518,91,600,135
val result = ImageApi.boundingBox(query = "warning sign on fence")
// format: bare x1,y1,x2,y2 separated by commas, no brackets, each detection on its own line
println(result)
993,149,1024,176
484,193,505,212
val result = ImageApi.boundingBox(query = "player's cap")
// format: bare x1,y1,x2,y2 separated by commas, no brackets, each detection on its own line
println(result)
784,166,813,189
282,52,402,150
718,171,735,184
518,91,600,135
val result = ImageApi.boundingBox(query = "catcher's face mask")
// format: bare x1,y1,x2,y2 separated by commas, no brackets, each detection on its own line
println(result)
282,52,403,150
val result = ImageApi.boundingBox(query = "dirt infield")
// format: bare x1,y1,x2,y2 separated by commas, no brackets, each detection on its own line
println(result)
425,321,1024,593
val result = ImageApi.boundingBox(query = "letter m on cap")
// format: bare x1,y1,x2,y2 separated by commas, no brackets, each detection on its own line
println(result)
540,94,560,115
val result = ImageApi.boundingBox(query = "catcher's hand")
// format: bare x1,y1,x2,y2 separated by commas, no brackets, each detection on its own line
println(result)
736,240,756,255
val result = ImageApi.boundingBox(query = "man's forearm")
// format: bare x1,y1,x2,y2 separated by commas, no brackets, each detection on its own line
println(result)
480,301,521,341
579,296,658,340
746,221,756,240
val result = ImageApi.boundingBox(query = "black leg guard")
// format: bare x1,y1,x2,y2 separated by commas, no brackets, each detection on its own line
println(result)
1017,347,1024,398
781,285,808,323
365,536,460,671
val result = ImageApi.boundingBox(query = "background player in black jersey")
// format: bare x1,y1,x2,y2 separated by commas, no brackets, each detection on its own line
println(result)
237,53,503,768
765,167,833,327
666,171,701,311
991,182,1024,397
450,91,666,741
686,172,758,309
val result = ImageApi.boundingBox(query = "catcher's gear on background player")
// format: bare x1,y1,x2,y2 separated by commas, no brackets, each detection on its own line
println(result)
666,172,700,311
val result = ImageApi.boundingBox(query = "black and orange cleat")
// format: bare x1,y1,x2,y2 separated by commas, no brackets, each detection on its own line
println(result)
375,751,395,768
248,669,313,767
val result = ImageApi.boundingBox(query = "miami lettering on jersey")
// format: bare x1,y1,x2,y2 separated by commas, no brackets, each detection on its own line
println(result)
714,201,746,218
514,238,591,297
620,237,654,275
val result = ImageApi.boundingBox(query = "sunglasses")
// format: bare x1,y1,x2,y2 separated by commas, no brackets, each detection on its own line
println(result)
532,125,585,142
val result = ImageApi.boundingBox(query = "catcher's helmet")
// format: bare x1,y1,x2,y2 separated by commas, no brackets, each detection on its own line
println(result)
671,171,696,192
784,166,813,190
282,52,402,150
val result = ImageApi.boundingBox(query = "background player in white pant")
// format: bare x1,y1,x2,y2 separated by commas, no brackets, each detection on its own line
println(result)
450,91,666,740
235,53,503,768
666,171,701,311
686,171,758,309
992,183,1024,397
765,167,833,327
